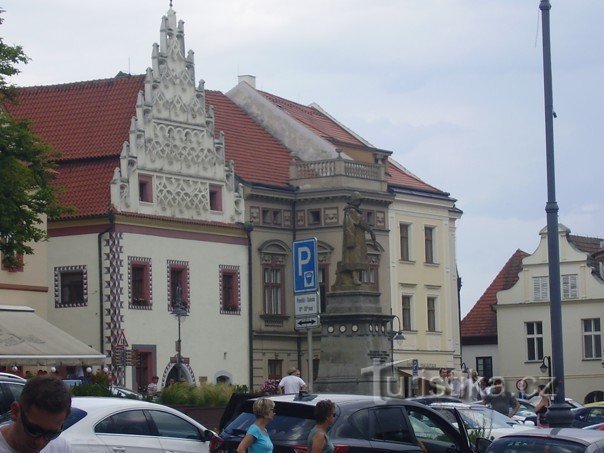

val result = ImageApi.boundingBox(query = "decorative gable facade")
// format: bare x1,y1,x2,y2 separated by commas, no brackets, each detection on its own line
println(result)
495,225,604,403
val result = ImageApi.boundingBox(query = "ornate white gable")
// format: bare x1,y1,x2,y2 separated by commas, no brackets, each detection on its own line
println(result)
111,8,243,222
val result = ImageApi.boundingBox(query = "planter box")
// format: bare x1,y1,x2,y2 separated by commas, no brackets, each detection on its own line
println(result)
168,404,226,431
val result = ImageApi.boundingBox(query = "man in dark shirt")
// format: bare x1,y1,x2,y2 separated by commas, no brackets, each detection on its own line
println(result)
483,378,520,417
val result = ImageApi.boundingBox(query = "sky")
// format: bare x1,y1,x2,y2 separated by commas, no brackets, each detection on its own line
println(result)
2,1,603,317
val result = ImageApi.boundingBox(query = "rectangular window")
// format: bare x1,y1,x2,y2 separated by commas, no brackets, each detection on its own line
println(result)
308,209,321,226
402,295,412,331
533,276,549,301
360,262,379,290
1,236,24,272
220,265,240,314
209,185,222,211
562,274,578,300
424,226,435,263
267,359,282,380
526,321,544,361
129,257,151,308
263,265,284,315
427,297,436,332
476,357,493,380
400,224,410,261
583,318,602,359
261,208,282,226
138,174,153,203
168,261,189,312
364,210,375,227
54,266,87,307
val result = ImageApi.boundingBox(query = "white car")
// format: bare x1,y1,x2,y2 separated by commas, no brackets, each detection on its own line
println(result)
62,397,215,452
430,402,534,441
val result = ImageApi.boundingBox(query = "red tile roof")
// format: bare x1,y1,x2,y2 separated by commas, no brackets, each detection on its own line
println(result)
259,90,445,195
387,162,445,195
259,91,366,146
208,91,291,187
6,75,144,160
461,249,529,341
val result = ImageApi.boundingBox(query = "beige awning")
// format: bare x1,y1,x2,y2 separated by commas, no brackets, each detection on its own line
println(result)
0,305,106,366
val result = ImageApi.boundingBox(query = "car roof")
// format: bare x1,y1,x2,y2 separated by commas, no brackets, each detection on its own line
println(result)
72,396,174,411
0,373,26,382
497,427,604,445
256,393,419,408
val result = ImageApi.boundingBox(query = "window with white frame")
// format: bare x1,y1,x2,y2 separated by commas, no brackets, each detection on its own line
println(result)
583,318,602,359
427,296,437,332
402,295,412,331
562,274,578,300
533,276,549,301
526,321,543,361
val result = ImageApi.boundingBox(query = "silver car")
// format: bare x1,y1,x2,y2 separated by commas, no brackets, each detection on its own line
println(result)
485,428,604,453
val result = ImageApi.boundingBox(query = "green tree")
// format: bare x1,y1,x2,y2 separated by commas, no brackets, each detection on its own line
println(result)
0,9,70,267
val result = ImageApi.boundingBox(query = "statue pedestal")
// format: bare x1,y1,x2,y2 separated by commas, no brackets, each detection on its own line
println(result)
314,290,394,395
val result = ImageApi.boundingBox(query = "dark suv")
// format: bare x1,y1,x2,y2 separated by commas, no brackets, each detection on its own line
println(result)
0,373,26,417
211,392,484,453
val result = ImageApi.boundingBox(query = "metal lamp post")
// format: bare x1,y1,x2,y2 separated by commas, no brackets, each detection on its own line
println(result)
172,285,188,382
389,315,406,374
538,0,572,426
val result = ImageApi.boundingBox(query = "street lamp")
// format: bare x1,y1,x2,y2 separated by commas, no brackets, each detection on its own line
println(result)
172,284,188,382
388,315,406,374
538,0,572,426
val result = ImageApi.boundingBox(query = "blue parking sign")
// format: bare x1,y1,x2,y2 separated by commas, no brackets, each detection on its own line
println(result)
293,238,318,293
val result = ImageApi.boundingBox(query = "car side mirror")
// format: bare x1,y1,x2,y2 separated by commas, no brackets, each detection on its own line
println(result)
475,437,492,452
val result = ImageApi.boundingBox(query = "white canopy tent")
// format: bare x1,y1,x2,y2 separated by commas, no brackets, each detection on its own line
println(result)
0,305,106,366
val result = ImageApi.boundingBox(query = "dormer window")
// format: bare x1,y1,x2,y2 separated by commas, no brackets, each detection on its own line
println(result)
139,174,153,203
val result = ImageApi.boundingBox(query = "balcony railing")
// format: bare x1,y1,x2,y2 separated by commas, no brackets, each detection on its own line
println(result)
292,158,385,181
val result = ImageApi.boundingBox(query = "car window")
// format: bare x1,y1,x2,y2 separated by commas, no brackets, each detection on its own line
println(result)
0,382,24,415
147,410,201,440
406,407,457,443
223,401,315,442
95,409,152,436
371,407,413,443
334,408,369,440
487,437,586,453
63,407,88,430
588,408,604,424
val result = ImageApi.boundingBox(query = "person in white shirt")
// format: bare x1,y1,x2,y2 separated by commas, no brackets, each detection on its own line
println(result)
278,367,307,394
0,375,73,453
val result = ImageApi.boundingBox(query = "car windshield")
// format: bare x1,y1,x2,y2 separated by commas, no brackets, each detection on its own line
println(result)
222,401,316,442
488,437,587,453
62,407,88,431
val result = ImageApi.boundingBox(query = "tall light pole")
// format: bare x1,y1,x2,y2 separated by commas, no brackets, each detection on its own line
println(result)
539,0,572,426
172,284,188,382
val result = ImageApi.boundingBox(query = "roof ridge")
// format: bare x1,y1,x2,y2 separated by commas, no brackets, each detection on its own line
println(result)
18,74,145,90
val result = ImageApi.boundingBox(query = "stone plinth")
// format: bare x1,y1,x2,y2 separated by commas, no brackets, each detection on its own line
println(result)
314,290,394,395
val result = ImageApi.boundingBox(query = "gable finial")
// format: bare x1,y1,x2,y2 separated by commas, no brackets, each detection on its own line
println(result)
170,0,173,7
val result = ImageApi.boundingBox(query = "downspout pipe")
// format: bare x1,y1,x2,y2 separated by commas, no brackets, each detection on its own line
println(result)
98,211,115,354
242,221,254,390
291,198,303,373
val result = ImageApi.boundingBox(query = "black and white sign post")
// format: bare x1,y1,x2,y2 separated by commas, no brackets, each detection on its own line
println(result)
293,238,320,391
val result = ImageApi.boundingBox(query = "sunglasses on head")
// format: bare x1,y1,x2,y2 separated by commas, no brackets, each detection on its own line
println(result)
20,409,63,441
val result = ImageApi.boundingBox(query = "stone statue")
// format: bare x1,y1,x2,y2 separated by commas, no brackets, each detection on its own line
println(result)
333,192,376,289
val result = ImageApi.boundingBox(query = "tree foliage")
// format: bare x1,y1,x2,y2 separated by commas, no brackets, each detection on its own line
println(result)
0,9,70,267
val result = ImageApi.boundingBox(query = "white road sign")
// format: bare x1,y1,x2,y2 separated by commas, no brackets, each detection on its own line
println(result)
295,315,320,330
295,292,319,316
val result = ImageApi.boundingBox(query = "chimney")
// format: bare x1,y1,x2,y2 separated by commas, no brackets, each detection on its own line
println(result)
238,75,256,89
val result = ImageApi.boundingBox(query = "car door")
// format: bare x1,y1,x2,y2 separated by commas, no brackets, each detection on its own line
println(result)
146,409,209,453
405,405,471,453
94,409,163,452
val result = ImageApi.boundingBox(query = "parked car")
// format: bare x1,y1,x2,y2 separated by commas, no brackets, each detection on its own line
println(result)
61,397,215,452
0,373,26,418
572,405,604,428
430,403,534,441
513,399,538,425
529,395,583,409
212,392,486,453
110,385,144,399
584,422,604,431
485,428,604,452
